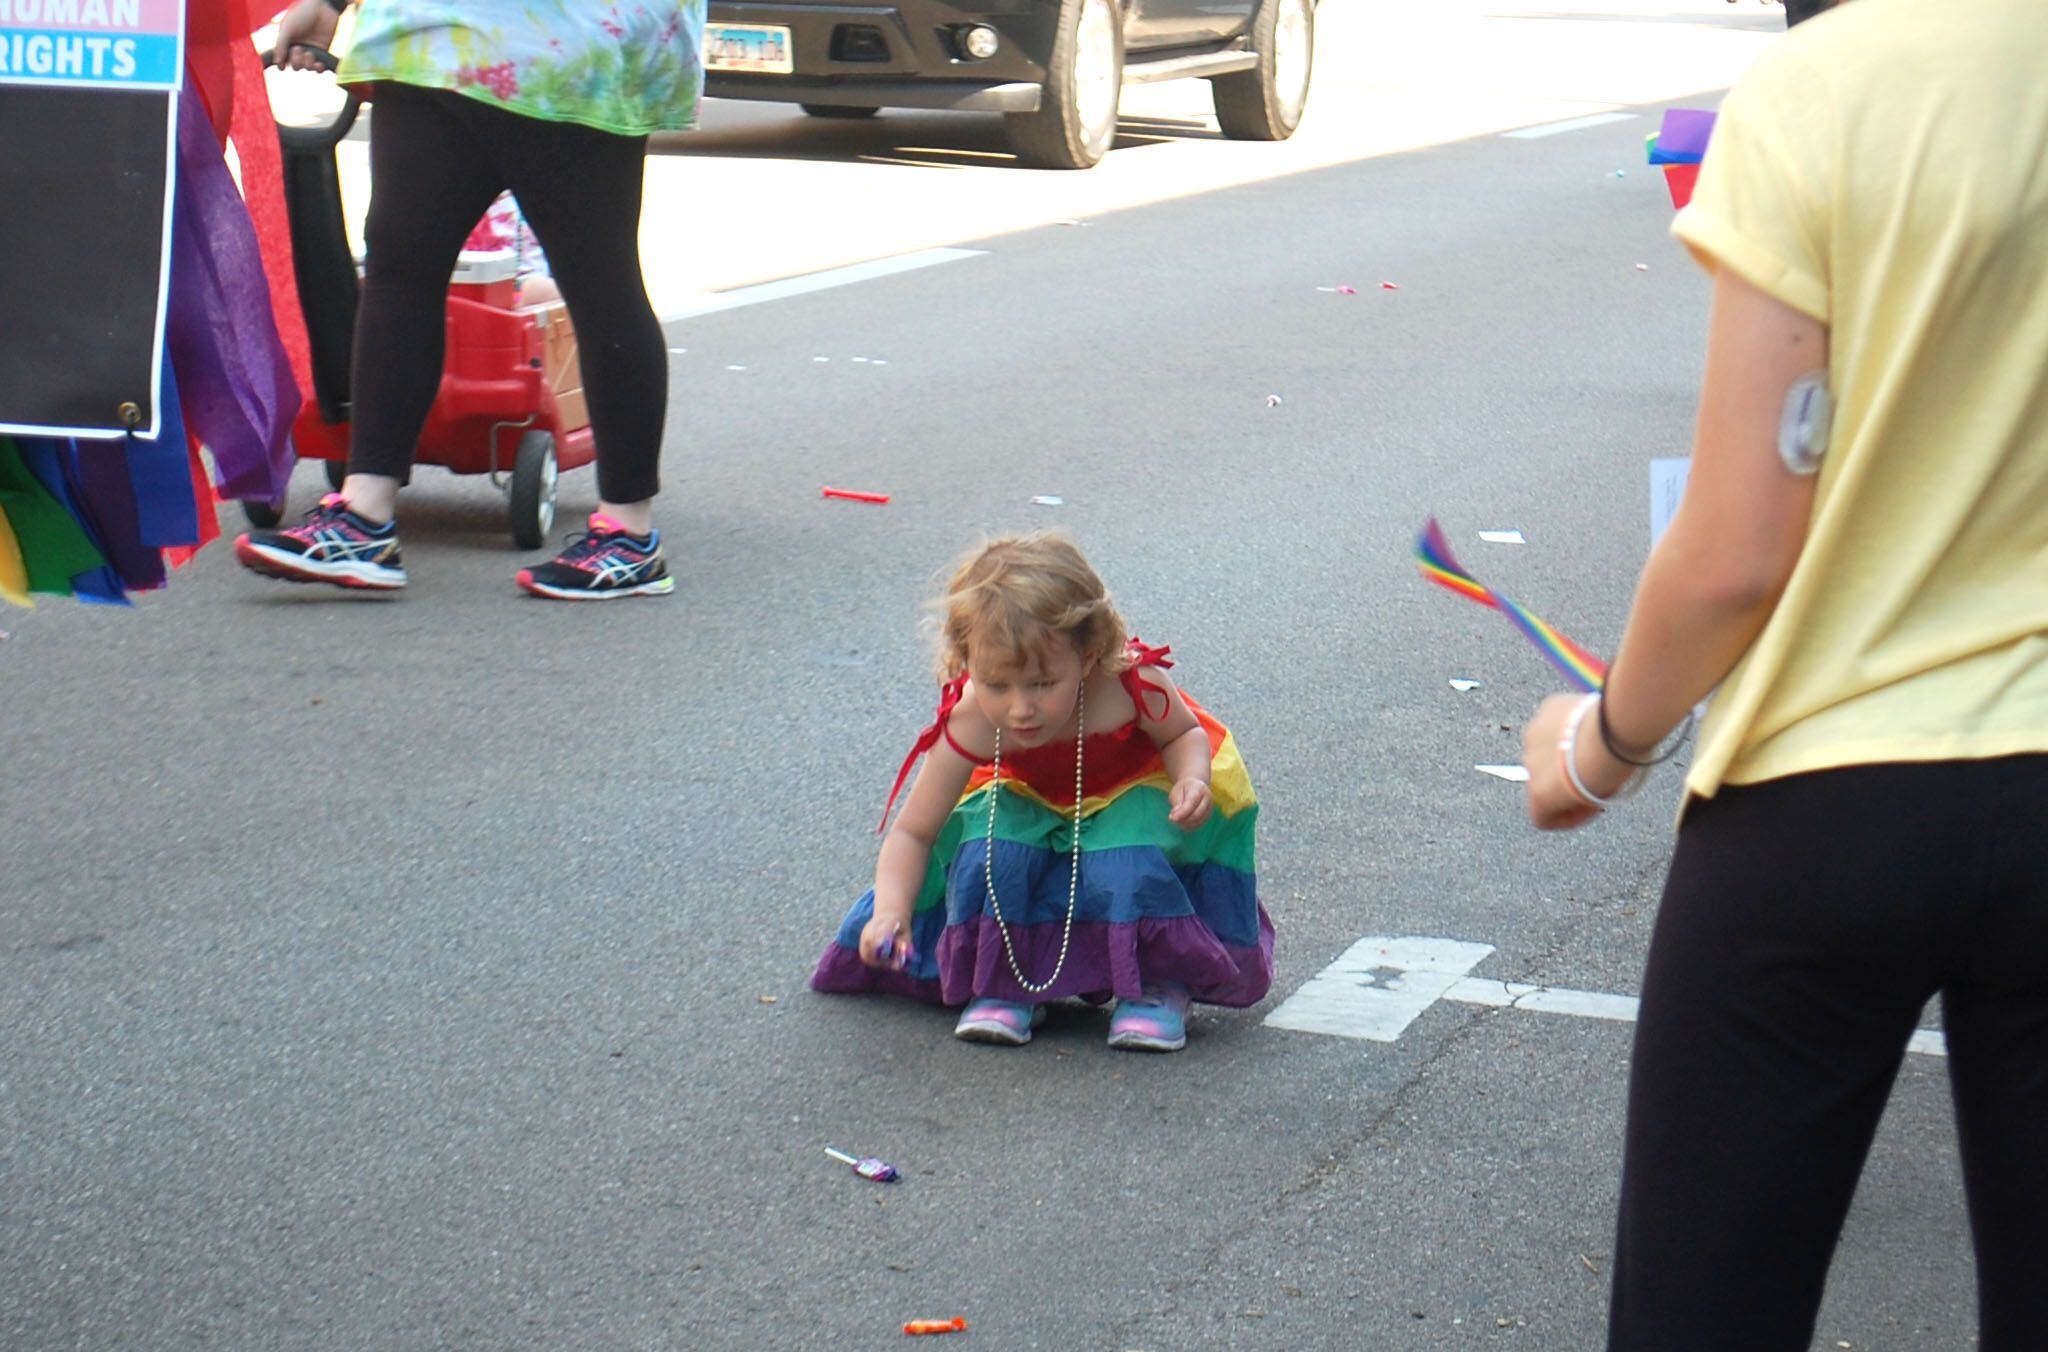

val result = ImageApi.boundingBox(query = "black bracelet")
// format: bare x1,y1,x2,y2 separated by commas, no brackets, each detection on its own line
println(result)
1597,694,1693,767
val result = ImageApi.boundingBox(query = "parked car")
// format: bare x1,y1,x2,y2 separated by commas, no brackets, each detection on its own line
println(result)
700,0,1316,169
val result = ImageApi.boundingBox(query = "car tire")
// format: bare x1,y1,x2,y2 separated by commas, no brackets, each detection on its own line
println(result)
1213,0,1314,141
1006,0,1123,169
800,104,881,118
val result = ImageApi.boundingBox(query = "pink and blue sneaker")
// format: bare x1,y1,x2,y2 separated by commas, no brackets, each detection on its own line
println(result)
1107,984,1190,1053
233,493,405,590
953,997,1047,1047
516,513,674,600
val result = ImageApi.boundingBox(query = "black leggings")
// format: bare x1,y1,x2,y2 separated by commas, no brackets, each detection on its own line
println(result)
1608,754,2048,1350
351,83,665,504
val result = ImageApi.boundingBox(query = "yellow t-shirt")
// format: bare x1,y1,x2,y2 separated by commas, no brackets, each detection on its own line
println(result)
1672,0,2048,799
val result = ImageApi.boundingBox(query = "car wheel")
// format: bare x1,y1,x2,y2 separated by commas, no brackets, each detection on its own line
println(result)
800,104,881,118
508,430,558,551
1213,0,1314,141
1006,0,1123,169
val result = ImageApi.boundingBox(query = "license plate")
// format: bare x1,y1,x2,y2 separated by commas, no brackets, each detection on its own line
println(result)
705,23,794,74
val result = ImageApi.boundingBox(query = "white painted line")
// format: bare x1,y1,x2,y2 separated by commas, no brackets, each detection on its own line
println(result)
1477,529,1526,544
1272,937,1949,1058
1476,764,1530,783
1264,936,1495,1043
1501,112,1638,139
1444,977,1640,1024
659,247,985,323
1906,1029,1948,1058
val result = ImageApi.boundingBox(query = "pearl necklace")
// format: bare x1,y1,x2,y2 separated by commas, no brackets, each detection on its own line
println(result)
982,682,1084,995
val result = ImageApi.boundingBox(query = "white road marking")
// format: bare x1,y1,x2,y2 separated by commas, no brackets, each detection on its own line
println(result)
1475,764,1530,783
1443,977,1641,1023
1501,111,1638,139
1268,936,1950,1058
1264,936,1496,1043
659,248,985,324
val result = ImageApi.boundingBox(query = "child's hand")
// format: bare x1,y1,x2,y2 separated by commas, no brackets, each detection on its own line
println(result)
859,911,913,970
1166,778,1213,830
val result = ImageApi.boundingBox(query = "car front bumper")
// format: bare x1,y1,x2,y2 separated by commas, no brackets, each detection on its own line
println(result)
704,0,1059,107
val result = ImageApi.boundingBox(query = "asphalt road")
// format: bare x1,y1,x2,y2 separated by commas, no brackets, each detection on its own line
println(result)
1,5,1980,1350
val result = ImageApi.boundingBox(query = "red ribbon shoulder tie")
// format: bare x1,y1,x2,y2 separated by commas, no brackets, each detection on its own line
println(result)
877,674,969,834
1120,638,1175,723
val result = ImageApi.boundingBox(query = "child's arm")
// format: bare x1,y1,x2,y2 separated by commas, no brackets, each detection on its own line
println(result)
1133,669,1214,830
861,715,979,968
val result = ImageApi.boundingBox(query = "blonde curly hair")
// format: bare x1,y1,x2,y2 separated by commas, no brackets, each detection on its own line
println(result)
929,532,1130,682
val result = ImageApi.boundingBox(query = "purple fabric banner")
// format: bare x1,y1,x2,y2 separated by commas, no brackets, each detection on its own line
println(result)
167,82,296,505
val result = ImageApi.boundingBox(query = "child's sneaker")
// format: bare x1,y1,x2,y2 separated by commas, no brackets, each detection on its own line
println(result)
1107,984,1190,1052
516,513,674,600
953,997,1047,1046
233,493,406,590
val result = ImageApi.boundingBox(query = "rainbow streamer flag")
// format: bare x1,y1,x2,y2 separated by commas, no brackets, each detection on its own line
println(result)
1414,517,1608,692
1646,108,1715,210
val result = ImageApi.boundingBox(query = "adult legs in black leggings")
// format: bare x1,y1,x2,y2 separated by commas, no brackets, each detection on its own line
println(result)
1606,755,2048,1351
348,83,666,521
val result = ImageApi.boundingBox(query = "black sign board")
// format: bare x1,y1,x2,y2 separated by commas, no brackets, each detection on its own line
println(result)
0,83,174,440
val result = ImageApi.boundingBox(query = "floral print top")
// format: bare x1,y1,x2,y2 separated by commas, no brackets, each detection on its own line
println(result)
341,0,705,136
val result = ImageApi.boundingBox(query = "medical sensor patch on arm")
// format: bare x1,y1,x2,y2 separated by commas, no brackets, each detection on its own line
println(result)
1778,372,1832,475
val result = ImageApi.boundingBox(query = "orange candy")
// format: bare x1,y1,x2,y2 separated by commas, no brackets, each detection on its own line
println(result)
903,1316,968,1336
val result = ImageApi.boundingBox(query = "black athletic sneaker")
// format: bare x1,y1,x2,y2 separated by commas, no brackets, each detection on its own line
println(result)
516,513,674,600
233,493,406,590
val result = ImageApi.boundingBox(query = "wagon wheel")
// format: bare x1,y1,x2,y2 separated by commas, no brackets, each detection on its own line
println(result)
508,430,559,550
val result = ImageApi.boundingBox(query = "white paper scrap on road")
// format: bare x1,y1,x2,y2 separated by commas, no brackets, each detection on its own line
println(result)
1475,764,1530,782
1449,678,1483,692
1649,457,1691,547
1265,936,1496,1042
1477,529,1526,544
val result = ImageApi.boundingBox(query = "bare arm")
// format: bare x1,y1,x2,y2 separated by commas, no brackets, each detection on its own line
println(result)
861,718,978,965
1525,267,1826,827
1136,669,1215,829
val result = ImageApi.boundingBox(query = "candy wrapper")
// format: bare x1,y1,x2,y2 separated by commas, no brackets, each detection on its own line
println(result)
825,1147,900,1183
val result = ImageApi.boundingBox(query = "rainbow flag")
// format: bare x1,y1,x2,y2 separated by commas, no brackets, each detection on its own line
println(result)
1415,517,1608,692
1647,108,1716,210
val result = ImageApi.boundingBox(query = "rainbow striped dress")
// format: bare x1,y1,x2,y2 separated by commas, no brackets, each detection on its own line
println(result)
811,643,1274,1008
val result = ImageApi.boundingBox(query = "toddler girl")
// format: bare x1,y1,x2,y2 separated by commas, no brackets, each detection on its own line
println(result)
810,532,1274,1052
